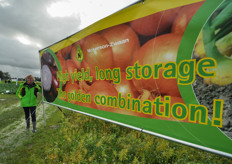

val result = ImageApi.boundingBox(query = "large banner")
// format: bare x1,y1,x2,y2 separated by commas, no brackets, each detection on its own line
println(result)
39,0,232,157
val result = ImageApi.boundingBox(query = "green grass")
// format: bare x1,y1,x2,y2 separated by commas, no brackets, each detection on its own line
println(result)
0,106,23,129
0,94,232,163
0,94,20,117
0,93,19,99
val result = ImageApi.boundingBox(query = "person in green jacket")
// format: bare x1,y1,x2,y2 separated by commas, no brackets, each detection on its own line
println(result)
16,75,41,133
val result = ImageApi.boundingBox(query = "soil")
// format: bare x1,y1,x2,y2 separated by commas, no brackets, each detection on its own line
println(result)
192,57,232,140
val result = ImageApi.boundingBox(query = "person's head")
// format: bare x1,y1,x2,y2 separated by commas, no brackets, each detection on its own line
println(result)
25,75,35,84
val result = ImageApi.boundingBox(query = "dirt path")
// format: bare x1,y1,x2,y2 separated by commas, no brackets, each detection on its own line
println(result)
0,103,56,162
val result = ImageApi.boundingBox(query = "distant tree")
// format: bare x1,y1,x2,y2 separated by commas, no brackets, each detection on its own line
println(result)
0,70,11,80
3,72,11,80
0,70,3,79
35,77,41,81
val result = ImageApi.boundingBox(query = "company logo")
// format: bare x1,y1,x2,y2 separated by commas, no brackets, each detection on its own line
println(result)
76,44,84,62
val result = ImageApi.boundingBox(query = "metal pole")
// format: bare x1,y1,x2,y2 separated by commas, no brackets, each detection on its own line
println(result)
42,101,46,126
38,50,46,127
57,106,67,117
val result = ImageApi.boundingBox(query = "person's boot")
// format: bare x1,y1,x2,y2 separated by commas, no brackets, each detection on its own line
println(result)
32,121,37,133
26,120,30,130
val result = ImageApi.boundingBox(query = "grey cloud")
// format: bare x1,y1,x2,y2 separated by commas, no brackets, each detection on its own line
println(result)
0,0,81,46
0,0,81,77
0,36,40,69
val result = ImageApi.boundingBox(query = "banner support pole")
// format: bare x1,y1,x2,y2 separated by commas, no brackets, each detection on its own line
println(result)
57,107,67,117
42,101,46,126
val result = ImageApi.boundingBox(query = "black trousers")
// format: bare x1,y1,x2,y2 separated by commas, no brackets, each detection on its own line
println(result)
23,106,36,122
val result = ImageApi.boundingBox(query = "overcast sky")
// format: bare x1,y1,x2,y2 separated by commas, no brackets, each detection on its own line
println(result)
0,0,137,78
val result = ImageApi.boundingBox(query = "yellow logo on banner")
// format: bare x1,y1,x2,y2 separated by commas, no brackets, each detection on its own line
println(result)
76,44,84,62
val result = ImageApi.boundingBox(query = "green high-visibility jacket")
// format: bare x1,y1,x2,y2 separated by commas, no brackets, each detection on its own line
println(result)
16,82,42,107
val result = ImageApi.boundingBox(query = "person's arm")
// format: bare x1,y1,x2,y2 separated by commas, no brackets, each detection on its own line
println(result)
16,84,25,99
35,84,42,93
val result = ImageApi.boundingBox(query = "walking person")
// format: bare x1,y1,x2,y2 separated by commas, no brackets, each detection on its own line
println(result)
16,75,41,133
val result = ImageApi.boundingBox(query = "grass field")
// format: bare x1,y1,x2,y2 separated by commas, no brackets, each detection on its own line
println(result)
0,93,232,163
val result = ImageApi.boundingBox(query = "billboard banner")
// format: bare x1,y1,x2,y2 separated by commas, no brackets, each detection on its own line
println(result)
39,0,232,157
